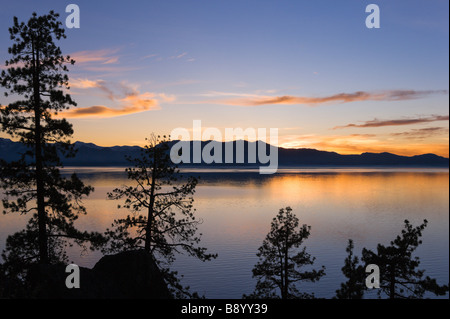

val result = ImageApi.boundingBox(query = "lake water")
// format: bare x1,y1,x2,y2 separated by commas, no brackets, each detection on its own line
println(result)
0,167,448,299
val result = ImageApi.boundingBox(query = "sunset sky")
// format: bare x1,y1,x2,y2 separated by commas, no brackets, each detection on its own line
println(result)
0,0,449,157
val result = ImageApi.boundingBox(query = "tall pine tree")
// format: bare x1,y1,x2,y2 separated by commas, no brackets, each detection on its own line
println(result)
0,11,104,269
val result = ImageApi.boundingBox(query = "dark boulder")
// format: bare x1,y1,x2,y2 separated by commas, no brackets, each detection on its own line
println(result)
25,250,172,299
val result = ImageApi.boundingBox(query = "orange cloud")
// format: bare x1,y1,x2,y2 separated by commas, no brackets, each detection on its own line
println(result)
61,79,175,118
70,49,120,65
69,49,138,73
334,115,449,129
118,92,161,110
61,102,159,118
69,78,120,100
1,49,121,71
69,78,100,89
204,90,448,106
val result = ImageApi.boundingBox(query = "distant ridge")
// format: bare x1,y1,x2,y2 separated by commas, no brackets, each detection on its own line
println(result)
0,138,448,168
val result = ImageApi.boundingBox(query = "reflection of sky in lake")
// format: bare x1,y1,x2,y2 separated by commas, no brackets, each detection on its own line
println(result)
1,168,448,298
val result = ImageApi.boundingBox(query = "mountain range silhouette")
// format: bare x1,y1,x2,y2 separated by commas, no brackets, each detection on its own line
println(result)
0,138,448,167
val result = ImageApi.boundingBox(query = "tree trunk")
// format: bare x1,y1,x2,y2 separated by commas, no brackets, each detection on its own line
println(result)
145,199,154,253
145,152,157,253
389,263,396,299
32,37,49,264
283,226,289,299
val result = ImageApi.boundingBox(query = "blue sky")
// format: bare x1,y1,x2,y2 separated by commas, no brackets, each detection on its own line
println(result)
0,0,448,156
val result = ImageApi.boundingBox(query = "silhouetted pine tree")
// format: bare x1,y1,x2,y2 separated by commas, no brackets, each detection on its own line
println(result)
0,12,105,273
104,134,217,298
245,207,325,299
335,239,366,299
361,219,449,299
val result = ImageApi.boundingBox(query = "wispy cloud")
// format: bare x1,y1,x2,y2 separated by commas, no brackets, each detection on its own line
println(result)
198,91,263,98
61,79,175,118
334,115,449,129
69,78,100,89
70,49,120,65
390,127,449,139
168,52,189,60
174,52,188,59
148,79,200,90
141,54,158,60
143,52,194,62
61,103,159,118
69,78,143,100
69,48,138,73
61,91,163,118
200,90,448,107
2,48,132,73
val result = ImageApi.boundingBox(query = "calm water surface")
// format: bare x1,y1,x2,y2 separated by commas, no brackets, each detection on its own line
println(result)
0,167,448,298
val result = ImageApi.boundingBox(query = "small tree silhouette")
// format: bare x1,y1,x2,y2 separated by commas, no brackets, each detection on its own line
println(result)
335,239,365,299
245,207,325,299
362,219,449,299
103,134,217,297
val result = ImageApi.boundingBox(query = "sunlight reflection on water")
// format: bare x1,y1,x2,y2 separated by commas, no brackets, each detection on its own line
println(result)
0,167,448,298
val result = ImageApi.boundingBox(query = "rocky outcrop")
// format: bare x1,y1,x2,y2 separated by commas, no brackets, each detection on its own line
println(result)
26,250,172,299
